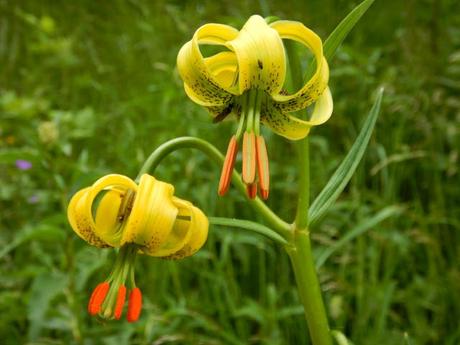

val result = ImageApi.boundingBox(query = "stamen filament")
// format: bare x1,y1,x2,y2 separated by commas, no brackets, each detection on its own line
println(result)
235,96,248,141
254,92,262,136
246,90,257,133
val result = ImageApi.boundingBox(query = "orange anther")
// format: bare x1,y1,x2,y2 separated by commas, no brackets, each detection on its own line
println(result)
127,287,143,322
88,282,110,315
218,136,238,196
256,135,269,200
242,132,256,185
114,285,127,320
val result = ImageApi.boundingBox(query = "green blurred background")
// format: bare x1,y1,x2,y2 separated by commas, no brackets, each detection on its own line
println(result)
1,0,459,344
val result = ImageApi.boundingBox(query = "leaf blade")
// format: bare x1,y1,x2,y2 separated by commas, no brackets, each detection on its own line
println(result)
309,88,384,226
315,205,402,268
323,0,376,61
304,0,376,79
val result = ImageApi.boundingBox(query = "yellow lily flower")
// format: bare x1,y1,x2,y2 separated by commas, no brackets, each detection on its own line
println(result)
67,173,208,322
177,15,333,199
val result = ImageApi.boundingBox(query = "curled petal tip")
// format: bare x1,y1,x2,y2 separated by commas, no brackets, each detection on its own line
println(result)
127,288,142,322
218,136,238,196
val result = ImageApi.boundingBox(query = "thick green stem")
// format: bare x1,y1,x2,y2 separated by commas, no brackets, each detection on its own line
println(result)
137,136,291,238
285,41,311,229
285,41,332,345
286,231,332,345
295,138,310,229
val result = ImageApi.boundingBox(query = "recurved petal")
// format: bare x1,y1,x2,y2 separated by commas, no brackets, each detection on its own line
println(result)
122,174,178,253
270,20,329,112
177,23,238,107
68,187,109,248
262,87,333,140
148,198,194,257
94,189,125,247
68,174,137,248
204,51,238,90
226,15,286,94
165,201,209,260
183,51,238,111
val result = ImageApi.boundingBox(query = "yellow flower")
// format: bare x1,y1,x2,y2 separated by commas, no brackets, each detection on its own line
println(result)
67,173,208,321
177,15,333,199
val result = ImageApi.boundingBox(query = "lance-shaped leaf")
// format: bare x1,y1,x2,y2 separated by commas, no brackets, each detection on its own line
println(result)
315,205,402,268
323,0,376,60
304,0,376,79
309,88,383,226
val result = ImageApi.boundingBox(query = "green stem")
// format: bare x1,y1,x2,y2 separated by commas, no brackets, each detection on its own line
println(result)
137,136,291,238
285,41,310,229
286,231,332,345
295,138,310,229
209,216,288,245
285,41,332,345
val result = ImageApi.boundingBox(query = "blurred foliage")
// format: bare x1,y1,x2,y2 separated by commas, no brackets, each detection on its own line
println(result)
1,0,459,344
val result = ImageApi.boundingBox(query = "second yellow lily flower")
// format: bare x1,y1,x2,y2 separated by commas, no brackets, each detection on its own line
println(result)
67,173,208,322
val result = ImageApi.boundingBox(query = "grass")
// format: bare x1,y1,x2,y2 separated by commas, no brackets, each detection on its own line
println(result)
1,0,459,344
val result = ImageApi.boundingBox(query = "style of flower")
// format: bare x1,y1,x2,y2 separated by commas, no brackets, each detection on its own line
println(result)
67,174,208,322
177,15,333,199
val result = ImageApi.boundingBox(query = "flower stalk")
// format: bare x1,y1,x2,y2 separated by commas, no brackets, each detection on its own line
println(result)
285,40,332,344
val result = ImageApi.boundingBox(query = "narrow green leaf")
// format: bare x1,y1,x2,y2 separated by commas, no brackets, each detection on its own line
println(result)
309,88,384,226
209,217,288,245
323,0,376,61
304,0,375,79
315,205,401,269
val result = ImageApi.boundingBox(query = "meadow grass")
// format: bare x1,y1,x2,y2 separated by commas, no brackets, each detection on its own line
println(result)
1,0,459,344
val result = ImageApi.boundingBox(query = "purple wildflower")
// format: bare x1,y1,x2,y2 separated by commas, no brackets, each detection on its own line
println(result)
15,159,32,170
28,195,39,204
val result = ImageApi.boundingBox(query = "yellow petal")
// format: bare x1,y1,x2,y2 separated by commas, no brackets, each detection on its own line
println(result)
67,174,137,248
204,51,238,90
94,189,125,247
121,174,178,253
89,175,137,246
226,15,286,94
262,87,333,140
148,198,194,257
270,20,329,112
67,188,109,247
165,199,209,260
177,23,239,107
183,51,238,108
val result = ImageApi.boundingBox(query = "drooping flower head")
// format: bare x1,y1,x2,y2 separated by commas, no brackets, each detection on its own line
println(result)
177,15,333,199
67,174,208,322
